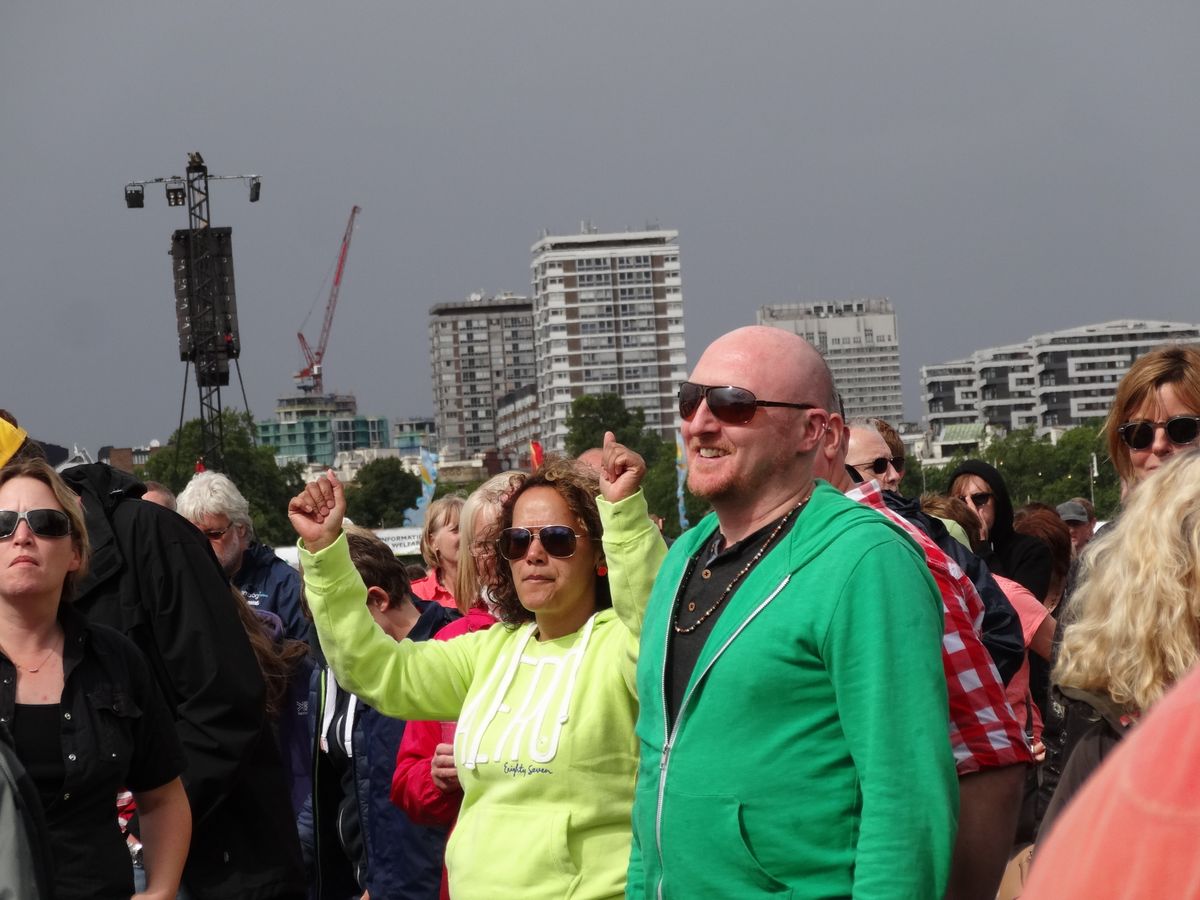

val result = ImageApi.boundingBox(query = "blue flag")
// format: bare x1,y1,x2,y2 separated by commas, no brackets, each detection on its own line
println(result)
675,430,689,531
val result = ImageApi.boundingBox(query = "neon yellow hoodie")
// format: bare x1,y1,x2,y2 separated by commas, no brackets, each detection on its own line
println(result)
299,490,665,900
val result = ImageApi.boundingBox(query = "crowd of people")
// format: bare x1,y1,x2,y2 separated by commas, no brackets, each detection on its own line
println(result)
2,335,1200,899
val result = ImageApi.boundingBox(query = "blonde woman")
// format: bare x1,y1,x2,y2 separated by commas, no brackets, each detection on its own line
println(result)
1103,345,1200,492
410,496,465,610
0,460,191,900
391,472,517,900
1041,449,1200,836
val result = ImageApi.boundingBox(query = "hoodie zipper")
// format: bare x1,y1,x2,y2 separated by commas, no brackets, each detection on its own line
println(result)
653,574,791,899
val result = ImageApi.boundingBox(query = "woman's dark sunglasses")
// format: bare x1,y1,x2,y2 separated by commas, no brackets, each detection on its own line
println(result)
963,492,993,508
0,508,72,540
678,382,816,425
1118,416,1200,451
852,456,904,476
497,525,586,561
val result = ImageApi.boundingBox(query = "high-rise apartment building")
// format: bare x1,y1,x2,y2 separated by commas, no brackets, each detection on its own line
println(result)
758,298,903,421
494,384,539,470
530,228,687,451
429,292,535,461
922,319,1200,435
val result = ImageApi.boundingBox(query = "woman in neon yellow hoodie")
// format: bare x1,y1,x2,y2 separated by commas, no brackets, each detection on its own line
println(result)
291,446,666,900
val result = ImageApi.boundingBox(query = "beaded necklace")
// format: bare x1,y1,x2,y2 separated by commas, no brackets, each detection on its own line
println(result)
673,492,811,634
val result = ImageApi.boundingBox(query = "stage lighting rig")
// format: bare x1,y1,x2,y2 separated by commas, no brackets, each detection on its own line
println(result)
122,152,261,470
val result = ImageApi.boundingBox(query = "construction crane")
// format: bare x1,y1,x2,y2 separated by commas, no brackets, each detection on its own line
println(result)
295,205,361,394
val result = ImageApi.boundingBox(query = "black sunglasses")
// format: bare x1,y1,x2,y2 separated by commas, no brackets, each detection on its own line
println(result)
678,382,816,425
961,492,993,508
851,456,904,476
497,525,587,561
0,508,72,540
1118,416,1200,451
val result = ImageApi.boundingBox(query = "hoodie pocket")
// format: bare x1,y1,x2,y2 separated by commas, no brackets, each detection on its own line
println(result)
661,791,793,897
447,802,582,897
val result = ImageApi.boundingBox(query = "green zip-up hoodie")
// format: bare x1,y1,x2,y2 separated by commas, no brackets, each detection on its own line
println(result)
621,481,957,899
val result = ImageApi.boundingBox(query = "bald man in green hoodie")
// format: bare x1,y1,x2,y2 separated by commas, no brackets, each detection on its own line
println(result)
616,327,957,899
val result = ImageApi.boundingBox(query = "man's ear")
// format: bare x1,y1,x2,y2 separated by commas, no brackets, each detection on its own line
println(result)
366,585,392,611
822,414,845,461
797,409,832,455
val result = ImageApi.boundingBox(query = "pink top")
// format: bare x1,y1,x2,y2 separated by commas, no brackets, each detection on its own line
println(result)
410,571,457,610
994,574,1049,742
1023,663,1200,898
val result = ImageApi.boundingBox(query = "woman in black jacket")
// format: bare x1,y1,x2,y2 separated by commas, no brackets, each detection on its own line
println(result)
948,459,1053,602
0,459,191,900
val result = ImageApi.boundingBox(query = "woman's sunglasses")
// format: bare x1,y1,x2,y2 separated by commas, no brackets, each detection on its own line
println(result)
678,382,816,425
497,525,587,561
1118,416,1200,451
0,508,72,540
851,456,905,476
959,492,993,508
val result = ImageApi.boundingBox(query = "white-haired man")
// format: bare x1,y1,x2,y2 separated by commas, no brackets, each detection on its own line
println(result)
178,472,308,643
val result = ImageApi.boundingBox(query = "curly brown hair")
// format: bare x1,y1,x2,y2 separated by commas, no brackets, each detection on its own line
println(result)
490,456,611,627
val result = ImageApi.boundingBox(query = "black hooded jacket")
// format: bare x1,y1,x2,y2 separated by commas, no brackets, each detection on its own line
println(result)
946,460,1054,602
61,464,304,900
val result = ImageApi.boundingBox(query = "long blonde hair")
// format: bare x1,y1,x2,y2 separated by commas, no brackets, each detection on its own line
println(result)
454,473,522,615
1055,449,1200,712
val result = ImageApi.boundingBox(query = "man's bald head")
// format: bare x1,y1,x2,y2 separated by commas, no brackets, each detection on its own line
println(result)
576,448,605,473
683,326,833,539
696,327,833,410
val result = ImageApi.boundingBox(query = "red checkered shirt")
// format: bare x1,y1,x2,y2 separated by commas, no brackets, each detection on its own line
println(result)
847,481,1033,774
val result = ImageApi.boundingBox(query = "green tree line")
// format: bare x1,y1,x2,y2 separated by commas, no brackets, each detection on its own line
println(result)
140,410,306,546
899,422,1121,519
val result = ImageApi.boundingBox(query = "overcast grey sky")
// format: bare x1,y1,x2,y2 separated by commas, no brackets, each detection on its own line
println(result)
3,2,1198,453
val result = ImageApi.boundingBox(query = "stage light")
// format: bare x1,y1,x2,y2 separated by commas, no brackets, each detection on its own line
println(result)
165,179,186,207
124,184,145,209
